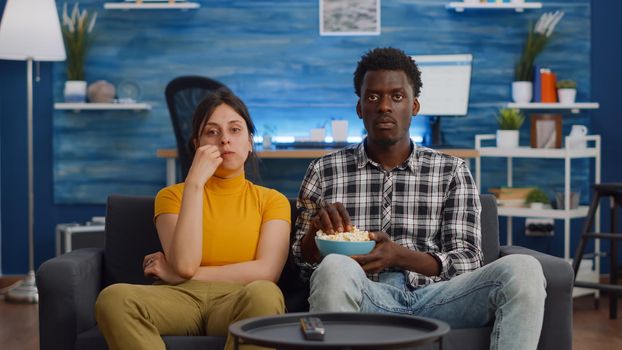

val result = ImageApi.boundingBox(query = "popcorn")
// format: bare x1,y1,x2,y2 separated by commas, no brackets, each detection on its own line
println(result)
316,226,370,242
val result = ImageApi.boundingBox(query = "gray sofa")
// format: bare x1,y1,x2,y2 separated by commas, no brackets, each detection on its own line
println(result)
37,194,573,350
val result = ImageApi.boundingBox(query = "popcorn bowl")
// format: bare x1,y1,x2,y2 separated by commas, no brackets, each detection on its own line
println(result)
315,237,375,256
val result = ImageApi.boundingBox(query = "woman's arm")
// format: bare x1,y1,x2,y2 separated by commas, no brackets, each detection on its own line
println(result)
156,145,223,278
192,219,291,284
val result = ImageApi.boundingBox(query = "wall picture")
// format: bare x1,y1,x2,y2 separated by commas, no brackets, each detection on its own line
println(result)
320,0,380,36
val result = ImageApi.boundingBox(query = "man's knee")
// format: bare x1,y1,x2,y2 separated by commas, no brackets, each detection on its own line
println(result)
495,255,547,304
309,254,366,311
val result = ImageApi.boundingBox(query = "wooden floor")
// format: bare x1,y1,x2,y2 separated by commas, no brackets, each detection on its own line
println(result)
0,278,621,350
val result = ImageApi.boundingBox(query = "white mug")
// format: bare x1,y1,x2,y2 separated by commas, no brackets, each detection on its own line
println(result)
567,125,588,149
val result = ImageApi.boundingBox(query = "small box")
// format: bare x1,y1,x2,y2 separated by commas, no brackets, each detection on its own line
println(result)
55,221,105,256
489,187,534,207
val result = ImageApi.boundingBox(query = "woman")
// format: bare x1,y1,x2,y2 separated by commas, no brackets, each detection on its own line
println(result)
95,89,291,350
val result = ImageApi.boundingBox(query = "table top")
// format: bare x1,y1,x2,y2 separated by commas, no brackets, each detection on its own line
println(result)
157,147,479,159
229,312,450,349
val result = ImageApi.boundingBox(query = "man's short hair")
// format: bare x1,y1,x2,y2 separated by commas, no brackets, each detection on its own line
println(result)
353,47,422,98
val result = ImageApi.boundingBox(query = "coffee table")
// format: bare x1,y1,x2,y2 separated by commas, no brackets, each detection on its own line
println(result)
229,312,450,349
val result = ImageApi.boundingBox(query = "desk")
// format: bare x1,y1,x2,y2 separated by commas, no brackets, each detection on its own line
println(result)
229,312,449,350
157,147,479,186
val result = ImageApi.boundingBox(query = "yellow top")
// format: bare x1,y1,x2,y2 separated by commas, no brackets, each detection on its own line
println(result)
154,173,290,266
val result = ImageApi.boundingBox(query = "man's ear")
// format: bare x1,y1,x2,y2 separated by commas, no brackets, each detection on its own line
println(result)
412,98,420,116
356,99,363,119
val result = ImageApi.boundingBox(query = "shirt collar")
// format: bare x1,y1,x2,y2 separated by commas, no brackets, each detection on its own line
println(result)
355,138,418,173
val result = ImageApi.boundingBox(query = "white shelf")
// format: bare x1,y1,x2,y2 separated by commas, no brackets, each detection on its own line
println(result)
104,2,200,10
507,102,600,114
498,206,589,219
477,146,599,159
446,2,542,13
54,102,152,111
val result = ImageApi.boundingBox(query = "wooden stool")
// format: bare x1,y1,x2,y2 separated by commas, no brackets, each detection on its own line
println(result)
573,183,622,319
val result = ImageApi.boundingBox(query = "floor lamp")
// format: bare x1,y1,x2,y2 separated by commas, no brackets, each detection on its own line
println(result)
0,0,66,303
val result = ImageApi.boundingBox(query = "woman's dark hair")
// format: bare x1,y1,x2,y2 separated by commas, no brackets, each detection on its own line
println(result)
353,47,422,98
188,88,260,179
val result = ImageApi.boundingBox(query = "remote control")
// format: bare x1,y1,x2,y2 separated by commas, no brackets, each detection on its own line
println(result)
299,316,325,341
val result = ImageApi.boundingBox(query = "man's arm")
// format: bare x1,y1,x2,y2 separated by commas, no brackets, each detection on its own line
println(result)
292,160,323,265
429,161,483,280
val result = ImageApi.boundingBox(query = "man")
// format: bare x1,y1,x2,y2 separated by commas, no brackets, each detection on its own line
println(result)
292,47,546,350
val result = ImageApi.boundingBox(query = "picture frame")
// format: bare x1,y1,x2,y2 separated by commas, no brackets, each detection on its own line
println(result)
319,0,381,36
530,114,562,148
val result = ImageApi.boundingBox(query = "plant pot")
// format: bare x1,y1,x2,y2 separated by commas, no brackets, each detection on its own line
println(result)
511,81,533,103
557,88,576,104
496,130,519,148
64,80,87,103
331,120,348,142
529,202,544,210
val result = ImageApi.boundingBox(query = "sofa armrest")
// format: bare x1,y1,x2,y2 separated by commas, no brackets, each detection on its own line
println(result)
500,245,573,350
36,248,104,350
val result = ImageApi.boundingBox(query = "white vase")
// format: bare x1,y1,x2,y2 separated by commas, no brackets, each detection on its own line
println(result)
310,128,326,142
331,120,348,142
64,80,87,103
557,88,576,104
511,81,533,103
496,130,519,148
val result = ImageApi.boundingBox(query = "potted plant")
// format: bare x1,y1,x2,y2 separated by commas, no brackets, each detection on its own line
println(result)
526,188,550,209
556,79,577,104
496,108,525,148
61,3,97,102
513,11,564,103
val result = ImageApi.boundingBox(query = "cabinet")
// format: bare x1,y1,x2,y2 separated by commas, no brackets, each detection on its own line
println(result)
474,134,601,297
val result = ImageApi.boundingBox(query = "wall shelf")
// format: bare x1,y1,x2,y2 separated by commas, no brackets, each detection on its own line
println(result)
507,102,600,114
54,102,152,112
104,2,200,10
446,2,542,13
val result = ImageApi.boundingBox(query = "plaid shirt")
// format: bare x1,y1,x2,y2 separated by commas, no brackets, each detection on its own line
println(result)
292,141,483,289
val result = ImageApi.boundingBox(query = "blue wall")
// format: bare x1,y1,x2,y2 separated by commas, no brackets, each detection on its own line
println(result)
1,0,618,274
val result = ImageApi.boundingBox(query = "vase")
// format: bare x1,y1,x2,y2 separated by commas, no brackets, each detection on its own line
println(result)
331,120,348,142
64,80,87,103
511,81,532,103
496,129,519,148
557,88,576,104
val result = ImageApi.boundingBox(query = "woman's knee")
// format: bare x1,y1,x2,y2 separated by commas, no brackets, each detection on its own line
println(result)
240,280,284,314
95,284,142,322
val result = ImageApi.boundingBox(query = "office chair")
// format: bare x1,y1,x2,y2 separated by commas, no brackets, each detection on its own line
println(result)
165,76,227,181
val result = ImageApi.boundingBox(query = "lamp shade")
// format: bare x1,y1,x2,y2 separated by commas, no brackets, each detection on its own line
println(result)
0,0,66,61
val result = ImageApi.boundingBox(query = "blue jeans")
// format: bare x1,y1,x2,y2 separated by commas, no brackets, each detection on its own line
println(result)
309,254,546,350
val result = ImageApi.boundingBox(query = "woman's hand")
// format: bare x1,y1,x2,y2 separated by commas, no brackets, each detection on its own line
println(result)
185,144,223,186
143,251,187,285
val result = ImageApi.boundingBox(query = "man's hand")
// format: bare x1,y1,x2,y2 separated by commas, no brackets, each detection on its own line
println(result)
143,251,187,285
351,231,399,273
311,202,352,234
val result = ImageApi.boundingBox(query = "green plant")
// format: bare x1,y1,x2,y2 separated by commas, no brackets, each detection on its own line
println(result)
61,3,97,81
556,80,577,89
526,188,550,205
496,108,525,130
514,11,564,82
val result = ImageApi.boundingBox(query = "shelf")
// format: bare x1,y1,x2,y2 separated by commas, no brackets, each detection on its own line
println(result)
54,102,152,112
498,206,589,219
104,2,200,10
477,146,599,159
507,102,600,114
446,2,542,13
